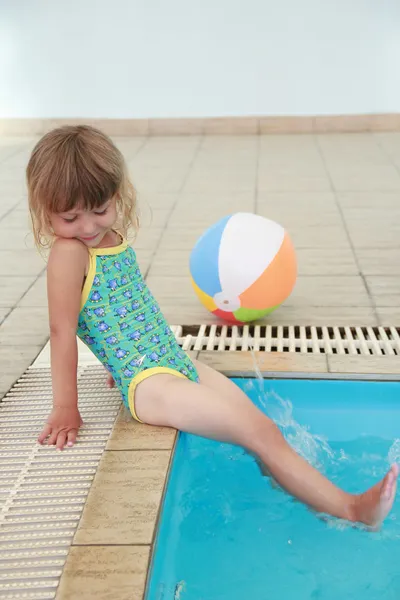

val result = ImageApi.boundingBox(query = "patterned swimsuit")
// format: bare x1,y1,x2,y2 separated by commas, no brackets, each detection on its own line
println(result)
76,236,199,420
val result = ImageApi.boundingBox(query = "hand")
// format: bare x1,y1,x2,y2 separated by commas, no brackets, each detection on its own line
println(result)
38,406,83,450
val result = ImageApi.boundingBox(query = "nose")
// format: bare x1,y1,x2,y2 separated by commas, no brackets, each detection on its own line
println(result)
80,215,97,236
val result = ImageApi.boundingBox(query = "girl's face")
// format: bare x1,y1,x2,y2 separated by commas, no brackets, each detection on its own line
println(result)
50,197,118,247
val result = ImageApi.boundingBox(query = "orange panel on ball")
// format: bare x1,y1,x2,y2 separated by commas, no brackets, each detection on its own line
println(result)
239,232,297,309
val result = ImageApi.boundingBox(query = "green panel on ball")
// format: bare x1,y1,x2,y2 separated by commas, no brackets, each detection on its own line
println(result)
234,305,280,323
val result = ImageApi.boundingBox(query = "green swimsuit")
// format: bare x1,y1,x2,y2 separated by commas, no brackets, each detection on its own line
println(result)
76,236,199,420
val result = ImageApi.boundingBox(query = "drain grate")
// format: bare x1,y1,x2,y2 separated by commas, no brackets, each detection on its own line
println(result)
0,364,121,600
170,324,400,356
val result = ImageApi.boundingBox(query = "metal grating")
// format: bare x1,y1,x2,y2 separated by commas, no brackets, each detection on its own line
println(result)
171,324,400,356
0,364,121,600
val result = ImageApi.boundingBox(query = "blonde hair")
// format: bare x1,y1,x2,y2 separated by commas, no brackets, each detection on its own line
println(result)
26,125,139,249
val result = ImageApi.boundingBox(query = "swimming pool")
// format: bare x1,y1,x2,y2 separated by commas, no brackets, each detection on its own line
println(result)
146,378,400,600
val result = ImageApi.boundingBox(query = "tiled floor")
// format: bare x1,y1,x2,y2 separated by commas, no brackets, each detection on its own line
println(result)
1,132,400,598
1,131,400,397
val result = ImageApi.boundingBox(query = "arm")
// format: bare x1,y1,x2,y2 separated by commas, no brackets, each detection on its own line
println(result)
38,238,88,450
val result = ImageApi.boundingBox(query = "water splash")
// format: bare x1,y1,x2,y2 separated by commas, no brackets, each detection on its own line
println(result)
388,439,400,465
245,346,335,470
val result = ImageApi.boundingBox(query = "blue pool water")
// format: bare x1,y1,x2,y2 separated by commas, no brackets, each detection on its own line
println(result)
146,379,400,600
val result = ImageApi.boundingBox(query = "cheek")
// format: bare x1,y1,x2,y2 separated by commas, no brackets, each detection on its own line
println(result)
50,217,76,237
103,208,117,226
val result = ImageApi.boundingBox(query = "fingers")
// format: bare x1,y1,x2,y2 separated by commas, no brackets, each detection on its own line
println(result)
39,427,79,449
38,424,52,445
67,429,78,448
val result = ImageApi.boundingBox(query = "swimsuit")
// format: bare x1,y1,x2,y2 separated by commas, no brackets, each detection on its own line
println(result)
76,236,199,420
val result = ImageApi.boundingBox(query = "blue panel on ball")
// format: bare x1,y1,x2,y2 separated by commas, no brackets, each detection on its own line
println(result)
189,214,231,297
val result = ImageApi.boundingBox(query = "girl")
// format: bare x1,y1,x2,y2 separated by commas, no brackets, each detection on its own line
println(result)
27,125,397,529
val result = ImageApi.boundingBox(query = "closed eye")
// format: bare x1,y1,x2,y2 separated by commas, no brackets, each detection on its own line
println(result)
63,216,77,223
94,207,108,216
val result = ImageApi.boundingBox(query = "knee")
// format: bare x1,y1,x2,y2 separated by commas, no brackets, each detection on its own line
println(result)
246,416,285,455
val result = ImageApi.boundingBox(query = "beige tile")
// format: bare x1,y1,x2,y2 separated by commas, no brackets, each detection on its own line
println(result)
376,307,400,325
178,190,255,205
0,226,36,250
74,450,170,544
0,166,26,184
0,118,44,135
287,276,371,307
111,140,146,164
184,168,256,192
100,119,149,136
256,200,350,249
0,307,49,346
265,305,378,326
133,249,154,275
296,247,358,275
137,135,200,158
336,191,400,208
56,545,149,600
356,248,400,276
132,167,188,193
257,170,331,192
0,208,31,229
137,191,178,210
132,227,163,250
314,115,372,133
17,275,48,307
145,275,195,302
107,406,176,450
0,308,10,324
158,227,207,251
370,114,400,132
198,351,328,373
138,206,170,229
169,200,254,227
0,249,45,276
365,276,400,306
257,190,337,207
0,275,37,307
260,116,314,134
204,117,259,135
342,207,400,248
132,151,195,170
149,118,204,135
0,200,19,220
161,305,222,325
317,133,388,164
0,345,41,391
148,249,190,277
327,355,400,374
328,165,400,192
0,178,28,197
373,132,400,159
259,133,318,151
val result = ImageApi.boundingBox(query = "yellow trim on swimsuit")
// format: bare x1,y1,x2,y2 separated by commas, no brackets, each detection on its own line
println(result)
128,367,187,422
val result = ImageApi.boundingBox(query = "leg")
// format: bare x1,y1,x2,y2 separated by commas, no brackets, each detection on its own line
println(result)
134,361,398,527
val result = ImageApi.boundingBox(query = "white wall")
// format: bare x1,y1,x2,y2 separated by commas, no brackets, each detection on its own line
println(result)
1,0,400,119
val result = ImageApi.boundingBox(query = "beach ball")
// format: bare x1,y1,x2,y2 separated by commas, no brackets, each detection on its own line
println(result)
189,212,297,324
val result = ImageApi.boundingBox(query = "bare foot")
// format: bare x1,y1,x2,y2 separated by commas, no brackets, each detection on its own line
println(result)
352,463,399,529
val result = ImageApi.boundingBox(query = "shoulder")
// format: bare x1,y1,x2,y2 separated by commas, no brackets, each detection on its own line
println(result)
48,238,88,275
